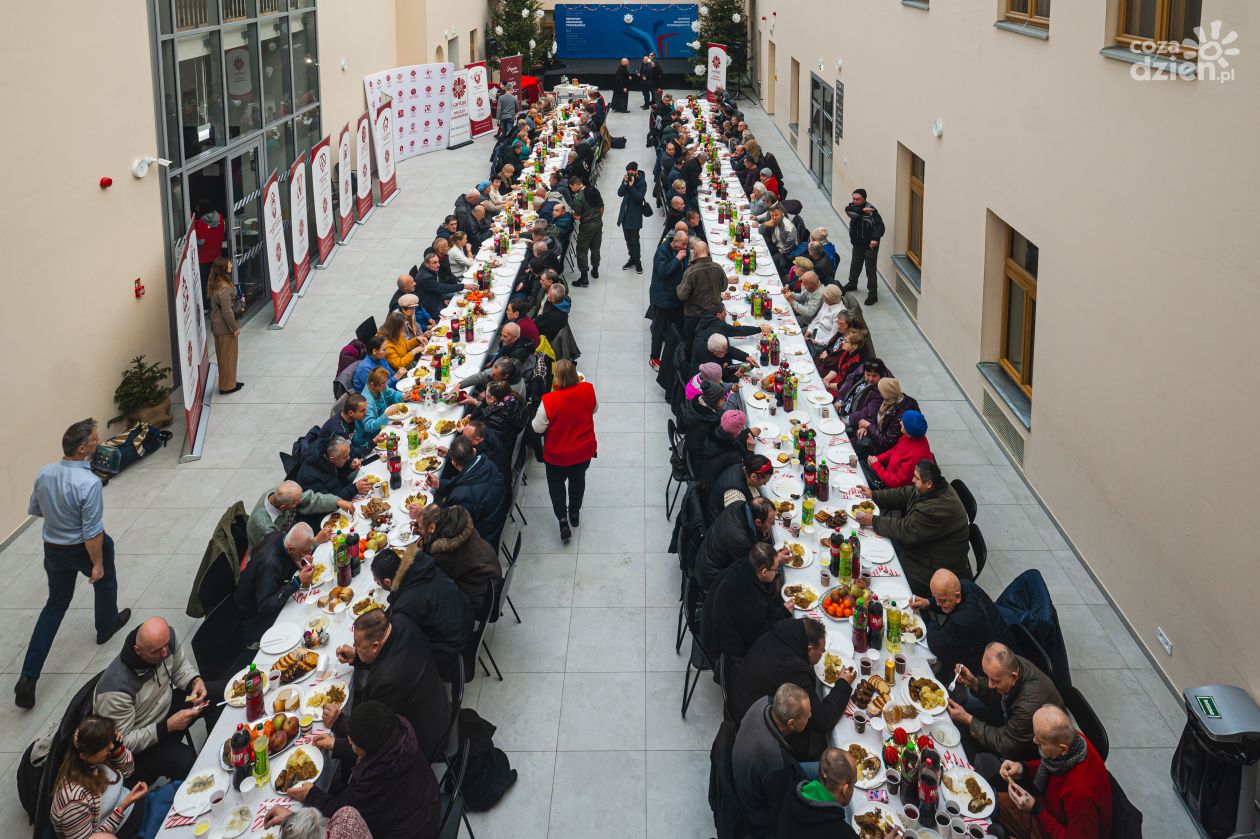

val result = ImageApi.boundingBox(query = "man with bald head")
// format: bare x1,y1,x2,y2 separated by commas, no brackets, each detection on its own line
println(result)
388,273,417,312
909,567,1014,680
454,188,485,248
676,238,728,339
997,704,1113,839
247,479,353,549
784,271,823,325
95,616,222,784
235,522,318,646
779,747,890,839
948,641,1065,761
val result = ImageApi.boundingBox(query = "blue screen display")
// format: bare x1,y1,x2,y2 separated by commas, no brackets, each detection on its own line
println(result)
554,4,699,60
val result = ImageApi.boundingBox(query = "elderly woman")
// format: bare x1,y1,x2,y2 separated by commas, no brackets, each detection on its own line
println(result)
685,361,726,402
484,175,509,213
395,293,430,342
759,167,782,200
806,287,847,350
748,181,773,222
498,162,517,186
51,716,147,839
852,377,920,458
868,410,934,489
820,330,869,394
818,308,875,362
262,805,372,839
448,231,475,279
785,256,813,292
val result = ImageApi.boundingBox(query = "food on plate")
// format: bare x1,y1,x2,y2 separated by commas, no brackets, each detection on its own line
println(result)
227,679,246,701
306,682,348,709
275,650,319,684
272,688,300,713
403,493,428,511
775,500,794,514
822,652,845,685
361,497,391,519
316,586,354,611
361,474,382,486
869,693,889,715
851,501,877,516
434,419,458,435
821,584,861,619
854,809,897,839
352,597,382,616
224,805,251,833
186,772,215,794
944,772,994,814
783,542,807,568
852,676,892,708
753,390,767,401
910,676,947,710
275,749,319,792
883,704,919,725
846,744,881,781
813,508,846,527
413,455,441,472
776,452,791,464
323,513,351,530
782,584,818,610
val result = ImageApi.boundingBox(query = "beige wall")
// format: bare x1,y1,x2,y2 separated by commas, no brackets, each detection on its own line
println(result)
752,0,1260,695
0,2,170,540
318,0,400,139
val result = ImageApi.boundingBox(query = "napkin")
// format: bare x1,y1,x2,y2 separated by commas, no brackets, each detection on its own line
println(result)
870,565,901,578
866,789,890,804
249,797,296,831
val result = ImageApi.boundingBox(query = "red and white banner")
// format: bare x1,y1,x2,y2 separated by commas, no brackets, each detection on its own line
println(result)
310,136,336,264
706,43,729,102
288,153,311,291
355,111,373,222
364,64,453,160
466,61,493,138
372,100,397,205
449,69,472,149
336,124,355,241
499,54,523,98
173,218,210,442
262,171,295,323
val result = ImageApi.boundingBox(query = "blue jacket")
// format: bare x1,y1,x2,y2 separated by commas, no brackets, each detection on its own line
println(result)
414,265,466,322
616,173,648,230
649,239,688,309
353,356,398,393
358,386,404,449
549,212,575,243
435,454,509,547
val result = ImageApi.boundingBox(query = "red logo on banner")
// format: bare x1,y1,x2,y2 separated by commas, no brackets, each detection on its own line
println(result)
426,85,433,94
410,140,416,149
476,96,485,107
398,108,404,118
424,119,431,128
410,69,417,78
437,134,443,142
712,55,722,69
453,77,466,98
398,144,404,153
411,88,417,96
275,242,282,261
322,196,329,213
410,105,417,114
440,84,447,93
233,55,245,72
438,118,444,127
298,218,305,237
440,66,448,76
270,200,278,219
384,150,391,163
386,73,392,81
318,155,327,172
423,138,430,146
439,100,445,109
360,127,367,142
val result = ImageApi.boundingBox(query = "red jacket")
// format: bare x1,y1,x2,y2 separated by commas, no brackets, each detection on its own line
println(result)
762,175,782,199
871,434,933,488
540,382,597,466
1025,736,1113,839
515,315,540,350
194,213,226,263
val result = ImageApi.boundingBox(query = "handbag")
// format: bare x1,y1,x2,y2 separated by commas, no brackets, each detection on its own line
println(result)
640,199,654,218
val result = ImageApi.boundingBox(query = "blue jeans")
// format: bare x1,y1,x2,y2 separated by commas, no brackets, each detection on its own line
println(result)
22,534,119,679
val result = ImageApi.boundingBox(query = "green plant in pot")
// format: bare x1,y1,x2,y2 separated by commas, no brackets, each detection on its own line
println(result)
111,355,173,427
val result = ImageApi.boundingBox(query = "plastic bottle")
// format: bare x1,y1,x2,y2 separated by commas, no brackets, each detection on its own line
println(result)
887,600,903,654
252,732,270,786
230,724,252,789
867,597,884,651
816,459,830,501
838,538,853,579
244,663,265,722
851,596,869,653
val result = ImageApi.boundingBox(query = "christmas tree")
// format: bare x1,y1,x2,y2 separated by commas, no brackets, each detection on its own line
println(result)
490,0,546,73
687,0,749,90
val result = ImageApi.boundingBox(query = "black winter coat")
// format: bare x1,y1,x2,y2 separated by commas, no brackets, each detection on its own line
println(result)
706,460,753,523
677,394,721,458
424,505,503,616
234,531,298,644
649,238,687,309
696,501,773,592
435,454,510,546
700,549,788,660
386,547,473,657
845,202,886,252
415,265,465,323
777,782,858,839
293,444,358,500
616,172,648,230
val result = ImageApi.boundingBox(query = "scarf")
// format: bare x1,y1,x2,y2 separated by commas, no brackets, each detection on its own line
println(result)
877,378,903,425
1033,732,1089,794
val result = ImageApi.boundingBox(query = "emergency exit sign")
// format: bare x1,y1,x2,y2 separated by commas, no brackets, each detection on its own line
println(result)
1196,695,1222,719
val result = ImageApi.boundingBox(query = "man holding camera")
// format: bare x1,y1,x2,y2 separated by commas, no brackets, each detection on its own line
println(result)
617,163,649,274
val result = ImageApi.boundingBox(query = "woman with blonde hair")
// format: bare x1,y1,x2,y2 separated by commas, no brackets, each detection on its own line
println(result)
531,360,597,543
448,230,475,278
206,256,243,394
378,310,422,371
51,715,148,839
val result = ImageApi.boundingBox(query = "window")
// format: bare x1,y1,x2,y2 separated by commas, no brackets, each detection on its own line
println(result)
291,11,318,109
1000,229,1038,395
1117,0,1202,56
907,154,925,268
223,25,260,140
261,17,292,122
176,31,226,161
1006,0,1050,27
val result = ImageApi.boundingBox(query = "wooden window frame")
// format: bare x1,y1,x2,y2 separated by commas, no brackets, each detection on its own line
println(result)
1005,0,1050,28
999,231,1037,397
907,158,925,268
1116,0,1199,58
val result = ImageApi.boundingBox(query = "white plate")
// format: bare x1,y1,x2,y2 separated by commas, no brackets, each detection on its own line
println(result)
272,744,325,794
782,541,813,569
932,722,962,748
772,477,804,500
259,623,302,655
941,767,997,820
172,767,226,817
320,511,354,532
858,538,895,565
785,410,811,427
902,672,949,717
726,300,750,316
756,265,776,277
481,300,504,314
755,421,780,440
817,418,848,437
814,650,852,688
887,606,926,644
224,665,269,708
853,802,904,832
394,377,416,392
389,521,421,548
464,339,491,355
475,320,498,334
781,582,820,611
302,678,350,712
439,305,460,318
222,804,253,838
452,361,481,380
840,743,885,790
806,391,832,406
848,500,880,519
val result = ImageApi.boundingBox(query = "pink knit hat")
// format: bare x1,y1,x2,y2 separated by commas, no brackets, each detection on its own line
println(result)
698,362,723,383
720,410,747,435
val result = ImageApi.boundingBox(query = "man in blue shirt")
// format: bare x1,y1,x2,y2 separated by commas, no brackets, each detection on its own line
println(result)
18,419,130,708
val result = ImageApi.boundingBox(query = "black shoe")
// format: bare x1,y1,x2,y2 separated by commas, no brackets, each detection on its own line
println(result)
865,292,878,305
560,520,573,543
14,677,35,709
574,276,590,287
591,266,599,279
219,382,244,395
96,608,132,645
622,260,635,269
635,263,643,274
840,283,858,293
569,510,580,527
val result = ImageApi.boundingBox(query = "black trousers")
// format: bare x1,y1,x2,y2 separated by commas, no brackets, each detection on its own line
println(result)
623,228,641,265
129,684,225,784
847,246,879,291
650,306,684,359
22,535,119,679
545,459,591,522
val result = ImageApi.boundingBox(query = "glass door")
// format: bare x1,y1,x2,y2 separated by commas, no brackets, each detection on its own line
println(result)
808,75,834,195
227,141,267,315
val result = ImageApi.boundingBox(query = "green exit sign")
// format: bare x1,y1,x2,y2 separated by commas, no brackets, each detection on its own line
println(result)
1196,695,1222,719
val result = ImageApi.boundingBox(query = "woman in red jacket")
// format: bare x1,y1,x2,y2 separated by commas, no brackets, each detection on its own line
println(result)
531,360,597,543
867,410,932,489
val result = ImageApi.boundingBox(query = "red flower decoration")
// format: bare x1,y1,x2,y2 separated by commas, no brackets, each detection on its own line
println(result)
883,744,900,766
893,727,909,746
917,734,934,751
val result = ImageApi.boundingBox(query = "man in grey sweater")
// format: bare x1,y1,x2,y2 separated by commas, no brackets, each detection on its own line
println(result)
785,271,823,326
247,480,351,549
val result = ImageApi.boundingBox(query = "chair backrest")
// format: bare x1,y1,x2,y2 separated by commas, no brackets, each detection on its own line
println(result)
495,535,520,623
354,316,378,344
709,720,748,839
430,656,465,762
195,550,239,617
1063,685,1110,763
683,576,711,659
677,484,708,576
718,653,739,724
1108,770,1144,839
968,522,988,580
1008,622,1054,683
191,596,248,683
435,736,472,839
501,530,522,567
334,362,358,398
33,672,104,839
951,478,978,524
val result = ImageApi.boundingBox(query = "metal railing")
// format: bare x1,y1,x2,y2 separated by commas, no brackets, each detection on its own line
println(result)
174,0,210,30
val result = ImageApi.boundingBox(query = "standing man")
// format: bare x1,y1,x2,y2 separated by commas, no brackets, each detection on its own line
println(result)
676,239,728,340
616,162,648,274
193,198,227,287
843,188,885,305
496,83,519,136
17,419,130,708
612,58,633,112
638,55,656,109
569,174,604,287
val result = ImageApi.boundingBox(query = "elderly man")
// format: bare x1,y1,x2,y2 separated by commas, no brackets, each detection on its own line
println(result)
548,200,574,246
94,617,220,784
663,195,688,232
457,357,522,400
761,205,800,277
414,251,475,323
732,684,815,835
247,480,352,549
697,496,779,591
612,57,632,112
998,705,1113,839
853,459,970,597
294,435,373,501
429,236,456,281
236,523,318,644
534,284,571,343
454,189,484,248
496,83,518,130
691,303,767,375
779,748,877,839
388,273,417,312
909,568,1016,680
426,436,509,547
694,333,736,381
369,547,472,665
676,240,728,338
948,642,1065,762
490,322,532,371
18,419,130,709
505,298,539,349
784,271,823,326
701,542,793,663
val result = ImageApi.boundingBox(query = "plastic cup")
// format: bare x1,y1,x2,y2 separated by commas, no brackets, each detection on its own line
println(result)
820,568,831,587
853,711,868,734
950,818,967,836
886,769,901,796
895,654,907,675
936,812,952,830
945,800,962,818
968,827,987,839
901,803,920,824
860,658,872,676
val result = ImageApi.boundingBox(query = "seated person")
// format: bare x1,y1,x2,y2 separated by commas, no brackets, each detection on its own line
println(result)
94,617,217,785
297,701,440,839
260,807,372,839
447,420,511,494
783,271,823,327
838,358,888,421
851,377,919,459
684,362,729,403
997,705,1113,839
370,547,472,661
51,715,149,839
388,274,417,313
435,214,459,241
322,609,451,762
470,379,530,446
804,287,846,351
505,298,540,349
320,393,377,460
697,497,777,592
379,311,423,372
361,367,408,450
533,284,571,343
691,303,767,373
352,336,399,393
414,503,503,616
447,232,475,280
236,523,317,644
414,251,475,322
866,409,933,489
699,410,755,489
948,642,1065,762
246,480,351,550
806,241,836,287
819,330,867,396
733,618,856,760
425,436,510,548
778,748,864,839
692,333,740,382
487,322,534,374
700,543,792,661
396,293,432,341
548,201,575,246
853,459,969,596
706,453,773,523
760,206,800,276
294,435,374,501
732,684,814,835
457,357,523,399
909,568,1016,681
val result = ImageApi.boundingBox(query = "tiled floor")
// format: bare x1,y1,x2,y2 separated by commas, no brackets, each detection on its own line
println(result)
0,93,1198,838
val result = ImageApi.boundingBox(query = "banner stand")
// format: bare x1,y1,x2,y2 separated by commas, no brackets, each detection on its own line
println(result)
341,223,359,243
268,302,298,329
178,360,217,463
356,206,375,226
297,272,317,298
315,245,338,270
377,192,399,208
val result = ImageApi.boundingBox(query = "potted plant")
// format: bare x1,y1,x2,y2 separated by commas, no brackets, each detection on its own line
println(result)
111,355,173,427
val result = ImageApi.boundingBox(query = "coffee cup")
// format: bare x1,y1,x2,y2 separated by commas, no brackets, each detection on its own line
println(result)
886,769,901,796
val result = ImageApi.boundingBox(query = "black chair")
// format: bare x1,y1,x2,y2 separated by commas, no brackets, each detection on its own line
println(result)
665,418,695,518
505,432,530,528
477,577,505,682
708,721,748,839
194,549,239,620
951,478,978,524
469,578,500,683
31,672,103,838
674,485,708,653
681,576,714,718
192,595,249,683
430,657,465,763
498,531,522,624
1108,771,1144,837
354,316,378,344
435,736,477,839
968,522,988,581
1008,622,1055,684
1062,685,1110,763
717,653,740,724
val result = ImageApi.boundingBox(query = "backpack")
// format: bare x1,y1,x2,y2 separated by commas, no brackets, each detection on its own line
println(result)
281,424,324,479
610,136,627,149
91,423,171,481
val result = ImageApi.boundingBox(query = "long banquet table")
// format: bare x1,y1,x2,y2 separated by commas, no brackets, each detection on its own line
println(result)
151,102,593,839
685,99,996,836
